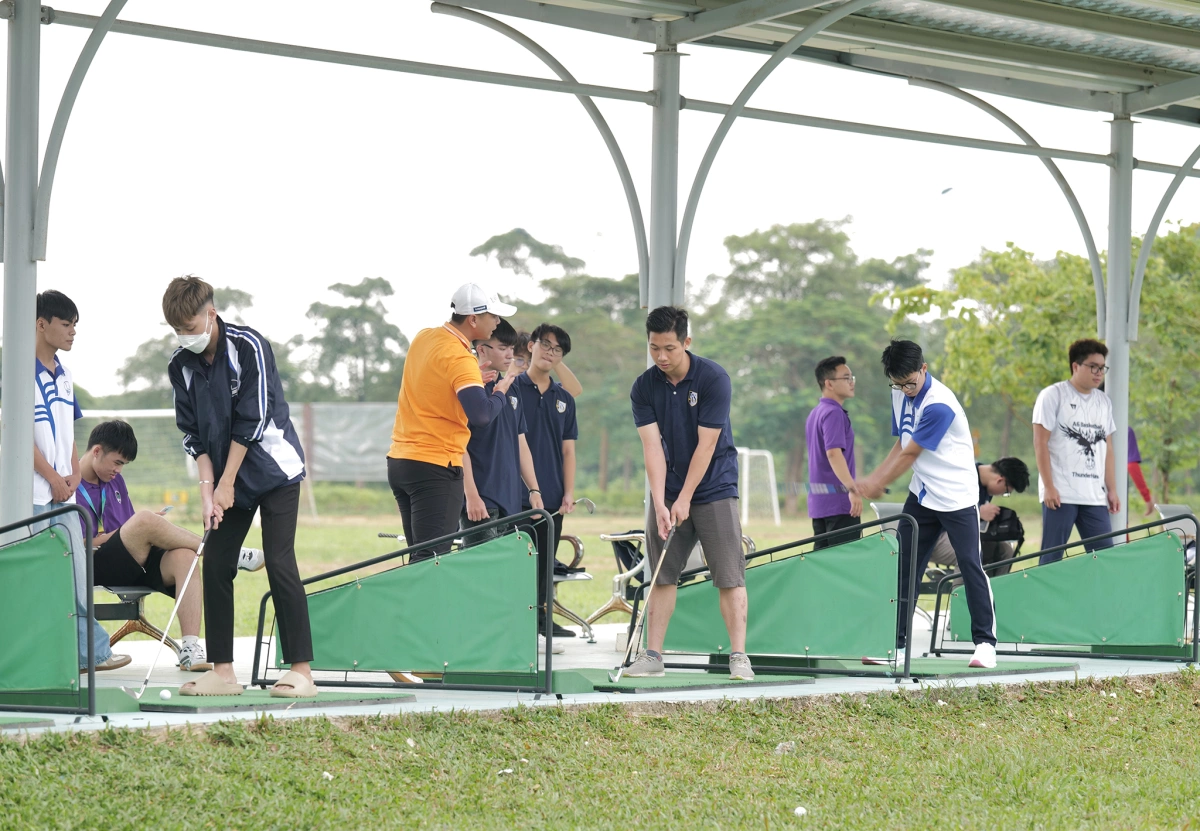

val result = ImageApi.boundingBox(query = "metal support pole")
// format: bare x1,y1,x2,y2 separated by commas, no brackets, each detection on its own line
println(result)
909,79,1107,337
1128,138,1200,341
648,35,680,310
0,0,42,527
1105,115,1134,533
430,3,649,293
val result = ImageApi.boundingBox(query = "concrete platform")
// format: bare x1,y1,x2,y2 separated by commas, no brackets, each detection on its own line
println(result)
0,622,1193,736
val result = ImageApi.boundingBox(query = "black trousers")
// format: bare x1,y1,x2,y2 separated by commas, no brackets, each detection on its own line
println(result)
897,494,996,649
812,514,862,550
387,457,464,562
205,483,313,665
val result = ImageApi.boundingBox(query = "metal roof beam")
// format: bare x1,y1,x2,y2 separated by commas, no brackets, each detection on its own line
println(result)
49,9,658,103
434,0,657,42
1125,76,1200,114
921,0,1200,51
666,0,830,43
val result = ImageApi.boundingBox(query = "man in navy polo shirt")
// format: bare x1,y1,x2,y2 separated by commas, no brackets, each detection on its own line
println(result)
855,340,997,669
514,323,578,638
623,306,753,681
461,320,544,547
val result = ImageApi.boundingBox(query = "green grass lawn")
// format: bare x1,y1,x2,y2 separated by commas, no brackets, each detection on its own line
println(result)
5,671,1200,828
103,504,1164,643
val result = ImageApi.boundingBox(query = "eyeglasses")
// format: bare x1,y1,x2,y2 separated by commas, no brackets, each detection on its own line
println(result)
889,377,922,392
1082,362,1109,375
536,339,564,357
833,375,855,383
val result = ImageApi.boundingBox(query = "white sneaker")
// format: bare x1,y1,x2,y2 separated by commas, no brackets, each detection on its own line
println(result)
237,547,265,572
178,640,212,672
538,635,565,655
969,642,997,669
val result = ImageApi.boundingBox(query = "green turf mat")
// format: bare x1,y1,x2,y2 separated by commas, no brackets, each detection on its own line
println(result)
0,687,145,714
902,659,1080,678
572,667,814,694
0,716,54,730
140,689,416,715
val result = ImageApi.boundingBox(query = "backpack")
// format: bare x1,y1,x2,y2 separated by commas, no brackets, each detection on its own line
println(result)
981,506,1025,556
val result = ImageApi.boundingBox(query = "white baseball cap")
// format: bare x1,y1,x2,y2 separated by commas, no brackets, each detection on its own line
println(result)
450,283,517,318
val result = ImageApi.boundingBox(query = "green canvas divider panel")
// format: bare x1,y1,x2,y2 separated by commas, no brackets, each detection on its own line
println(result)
283,531,538,674
950,531,1186,646
663,532,899,658
0,529,79,693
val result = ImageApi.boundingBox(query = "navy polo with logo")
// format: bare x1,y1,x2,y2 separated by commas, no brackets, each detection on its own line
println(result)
516,373,579,511
630,352,738,504
466,379,528,516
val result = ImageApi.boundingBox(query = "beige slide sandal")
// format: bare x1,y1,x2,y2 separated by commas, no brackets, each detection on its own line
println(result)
269,669,318,699
179,670,245,697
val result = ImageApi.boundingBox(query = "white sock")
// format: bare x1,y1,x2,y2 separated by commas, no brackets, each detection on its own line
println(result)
182,635,199,648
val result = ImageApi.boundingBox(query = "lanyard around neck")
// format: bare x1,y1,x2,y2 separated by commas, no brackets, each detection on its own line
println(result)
77,483,107,534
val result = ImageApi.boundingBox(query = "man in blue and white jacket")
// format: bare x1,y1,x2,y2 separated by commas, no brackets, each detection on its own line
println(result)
856,340,997,669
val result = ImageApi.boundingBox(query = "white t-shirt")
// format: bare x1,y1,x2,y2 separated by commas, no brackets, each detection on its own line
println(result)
1032,381,1115,506
891,374,978,513
33,358,83,506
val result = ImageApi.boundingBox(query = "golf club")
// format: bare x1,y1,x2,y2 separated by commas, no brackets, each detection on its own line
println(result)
608,523,678,684
120,528,211,700
377,532,406,540
804,483,890,495
550,497,596,518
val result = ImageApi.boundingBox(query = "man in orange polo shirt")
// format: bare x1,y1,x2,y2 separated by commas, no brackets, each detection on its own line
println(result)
388,284,518,561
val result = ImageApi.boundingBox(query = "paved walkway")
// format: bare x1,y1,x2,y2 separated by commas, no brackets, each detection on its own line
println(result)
2,620,1192,736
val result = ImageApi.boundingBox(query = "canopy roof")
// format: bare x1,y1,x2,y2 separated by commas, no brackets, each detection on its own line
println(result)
466,0,1200,124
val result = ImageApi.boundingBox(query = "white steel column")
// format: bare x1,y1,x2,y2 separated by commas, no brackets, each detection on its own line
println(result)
1105,115,1133,533
647,37,681,309
0,0,42,525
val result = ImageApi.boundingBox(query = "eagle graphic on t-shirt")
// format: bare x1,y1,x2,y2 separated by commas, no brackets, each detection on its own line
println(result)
1061,424,1106,471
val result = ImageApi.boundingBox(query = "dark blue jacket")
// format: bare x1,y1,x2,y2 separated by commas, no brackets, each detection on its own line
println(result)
168,317,305,510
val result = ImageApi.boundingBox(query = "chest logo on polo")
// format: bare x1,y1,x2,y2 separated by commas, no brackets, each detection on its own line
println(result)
114,489,123,504
510,396,518,410
556,400,567,414
688,391,698,407
62,380,73,398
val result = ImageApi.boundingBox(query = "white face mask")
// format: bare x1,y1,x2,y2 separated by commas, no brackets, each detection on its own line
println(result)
177,313,213,354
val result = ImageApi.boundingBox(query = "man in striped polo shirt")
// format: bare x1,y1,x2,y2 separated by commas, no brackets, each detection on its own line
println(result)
856,340,997,669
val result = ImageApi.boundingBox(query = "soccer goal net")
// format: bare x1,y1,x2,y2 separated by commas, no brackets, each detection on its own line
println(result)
736,447,781,527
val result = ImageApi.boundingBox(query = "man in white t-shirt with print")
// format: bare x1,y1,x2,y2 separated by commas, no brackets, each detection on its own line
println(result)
855,340,997,669
1032,338,1119,564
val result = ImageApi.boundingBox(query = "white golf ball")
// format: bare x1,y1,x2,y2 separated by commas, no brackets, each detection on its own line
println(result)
159,689,172,701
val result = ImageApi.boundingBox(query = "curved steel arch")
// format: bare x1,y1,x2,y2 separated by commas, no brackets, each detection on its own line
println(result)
1128,139,1200,341
674,0,877,288
33,0,129,261
431,2,649,287
909,78,1108,337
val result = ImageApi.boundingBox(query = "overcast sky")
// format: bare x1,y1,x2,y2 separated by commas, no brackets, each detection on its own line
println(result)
6,1,1200,394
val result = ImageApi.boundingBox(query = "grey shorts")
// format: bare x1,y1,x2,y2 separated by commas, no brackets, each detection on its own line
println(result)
646,497,746,589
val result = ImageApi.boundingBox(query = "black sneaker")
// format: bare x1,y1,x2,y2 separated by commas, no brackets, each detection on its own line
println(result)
552,620,576,638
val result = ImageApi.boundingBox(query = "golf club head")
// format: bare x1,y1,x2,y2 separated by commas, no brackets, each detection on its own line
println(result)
119,684,146,701
607,670,622,683
577,498,596,515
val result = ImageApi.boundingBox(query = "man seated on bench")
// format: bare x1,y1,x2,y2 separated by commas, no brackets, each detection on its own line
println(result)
928,456,1030,577
77,421,265,672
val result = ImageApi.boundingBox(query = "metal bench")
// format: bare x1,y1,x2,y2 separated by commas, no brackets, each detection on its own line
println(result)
96,585,182,661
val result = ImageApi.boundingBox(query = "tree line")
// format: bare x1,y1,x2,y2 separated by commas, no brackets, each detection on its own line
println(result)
37,219,1200,511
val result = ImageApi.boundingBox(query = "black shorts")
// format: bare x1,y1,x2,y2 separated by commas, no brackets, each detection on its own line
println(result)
94,527,173,598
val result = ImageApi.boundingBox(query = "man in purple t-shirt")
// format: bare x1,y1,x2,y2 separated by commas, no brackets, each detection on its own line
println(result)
78,421,265,672
805,356,862,550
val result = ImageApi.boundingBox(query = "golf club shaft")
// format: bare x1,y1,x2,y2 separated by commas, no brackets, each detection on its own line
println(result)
803,483,890,494
134,529,211,696
616,524,677,674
